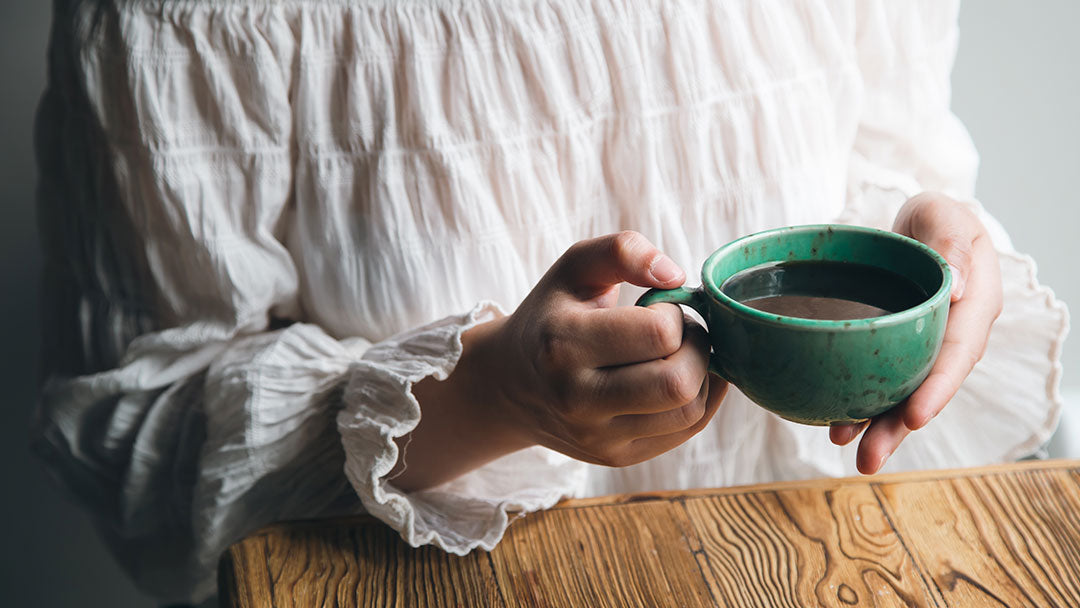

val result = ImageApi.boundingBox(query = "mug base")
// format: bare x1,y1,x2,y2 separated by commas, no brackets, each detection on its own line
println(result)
775,415,871,427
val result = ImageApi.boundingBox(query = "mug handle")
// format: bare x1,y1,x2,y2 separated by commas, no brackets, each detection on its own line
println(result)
635,286,726,378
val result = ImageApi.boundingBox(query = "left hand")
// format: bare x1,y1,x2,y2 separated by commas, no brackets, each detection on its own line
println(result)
830,192,1003,474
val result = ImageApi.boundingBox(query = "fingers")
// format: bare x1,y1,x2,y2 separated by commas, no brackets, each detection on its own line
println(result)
850,236,1000,473
851,193,1002,473
588,321,711,414
856,405,910,475
893,192,981,301
551,231,685,300
570,303,687,367
609,367,717,438
610,372,709,439
901,236,1002,431
829,420,870,446
621,376,728,463
536,373,728,469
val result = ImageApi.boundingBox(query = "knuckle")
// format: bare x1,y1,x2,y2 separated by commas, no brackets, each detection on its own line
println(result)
535,324,570,370
940,234,974,260
908,193,962,232
610,230,648,265
909,193,942,223
662,364,700,404
597,446,637,468
612,229,643,252
964,345,985,370
533,348,583,413
647,312,683,356
569,424,602,450
556,380,591,420
678,398,706,428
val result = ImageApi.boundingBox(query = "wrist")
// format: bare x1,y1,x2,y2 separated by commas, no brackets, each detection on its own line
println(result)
447,314,536,452
394,314,535,491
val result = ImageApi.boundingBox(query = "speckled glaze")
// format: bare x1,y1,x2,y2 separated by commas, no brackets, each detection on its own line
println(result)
637,225,951,425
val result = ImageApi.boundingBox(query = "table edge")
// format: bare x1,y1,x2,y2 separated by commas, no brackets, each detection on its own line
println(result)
231,459,1079,537
555,457,1080,509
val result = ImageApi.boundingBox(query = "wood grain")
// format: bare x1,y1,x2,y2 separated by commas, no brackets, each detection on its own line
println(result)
219,460,1080,608
489,500,713,607
875,467,1080,607
220,519,503,607
683,485,942,607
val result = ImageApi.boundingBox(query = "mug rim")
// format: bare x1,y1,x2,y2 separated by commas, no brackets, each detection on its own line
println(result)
700,224,952,330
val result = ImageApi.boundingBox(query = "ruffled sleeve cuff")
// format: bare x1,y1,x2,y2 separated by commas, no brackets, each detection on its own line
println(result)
337,302,585,554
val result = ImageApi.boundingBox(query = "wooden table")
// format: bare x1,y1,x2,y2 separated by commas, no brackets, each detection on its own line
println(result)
220,459,1080,607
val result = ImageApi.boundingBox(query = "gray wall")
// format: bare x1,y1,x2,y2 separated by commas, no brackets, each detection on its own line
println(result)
0,3,156,607
952,1,1079,390
0,2,1075,606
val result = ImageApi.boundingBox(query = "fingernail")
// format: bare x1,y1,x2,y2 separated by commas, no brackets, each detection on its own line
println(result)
650,255,683,284
948,264,965,299
876,447,894,473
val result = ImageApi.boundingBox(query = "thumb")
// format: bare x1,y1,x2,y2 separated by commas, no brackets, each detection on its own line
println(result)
553,231,685,299
894,194,978,302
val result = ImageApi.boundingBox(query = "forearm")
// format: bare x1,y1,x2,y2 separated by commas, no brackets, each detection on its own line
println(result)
389,316,534,492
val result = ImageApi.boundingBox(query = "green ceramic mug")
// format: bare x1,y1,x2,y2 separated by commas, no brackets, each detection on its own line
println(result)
636,225,951,425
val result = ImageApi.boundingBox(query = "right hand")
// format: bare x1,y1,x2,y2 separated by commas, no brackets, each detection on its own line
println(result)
482,231,728,467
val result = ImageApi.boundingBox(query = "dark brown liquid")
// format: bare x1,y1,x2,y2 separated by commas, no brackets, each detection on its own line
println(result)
720,261,928,321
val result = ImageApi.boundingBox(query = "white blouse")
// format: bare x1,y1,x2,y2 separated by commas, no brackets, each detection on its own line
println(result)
34,0,1068,602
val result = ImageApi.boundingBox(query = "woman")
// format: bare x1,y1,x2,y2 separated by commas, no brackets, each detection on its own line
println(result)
34,0,1067,603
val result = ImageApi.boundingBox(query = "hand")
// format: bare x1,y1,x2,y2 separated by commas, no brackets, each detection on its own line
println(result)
490,231,729,466
830,192,1003,474
394,231,728,491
